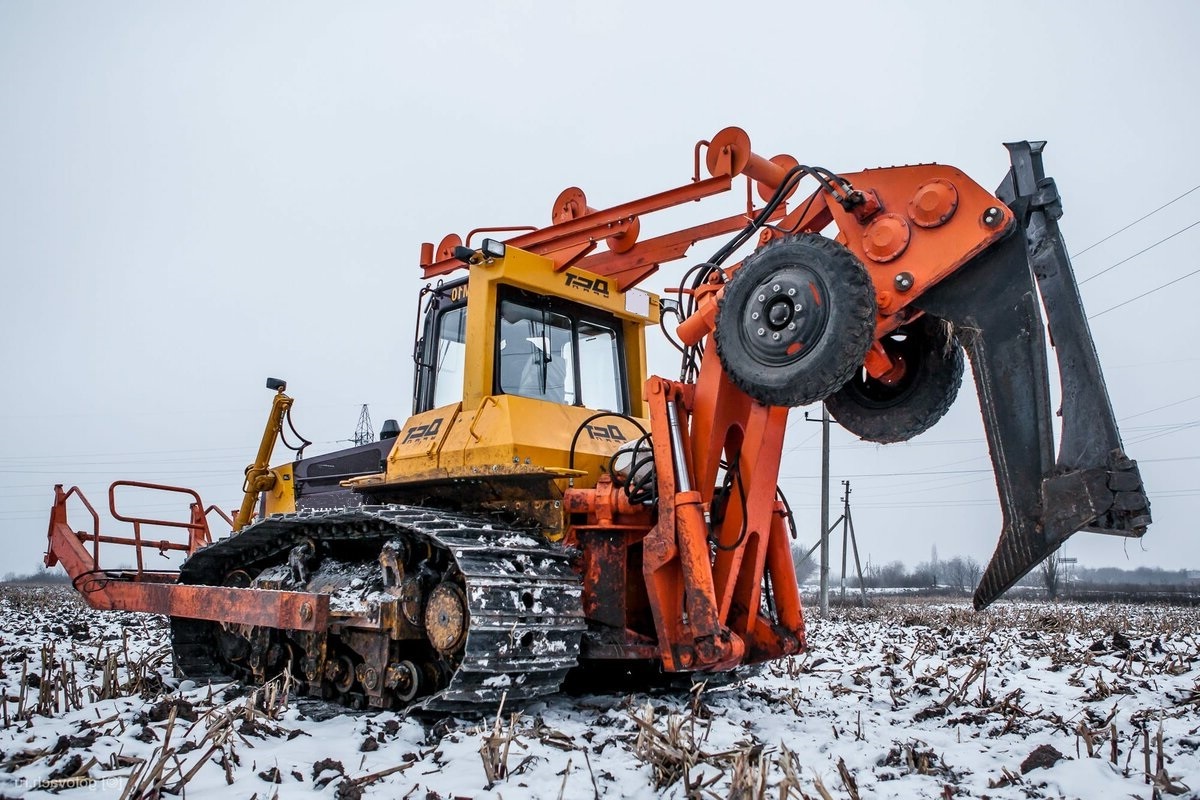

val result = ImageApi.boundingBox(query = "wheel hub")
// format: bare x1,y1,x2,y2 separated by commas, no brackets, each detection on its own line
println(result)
425,582,468,655
738,268,828,366
847,332,922,407
766,298,792,327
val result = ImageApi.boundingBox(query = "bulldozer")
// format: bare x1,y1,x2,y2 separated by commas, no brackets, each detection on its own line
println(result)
46,127,1150,713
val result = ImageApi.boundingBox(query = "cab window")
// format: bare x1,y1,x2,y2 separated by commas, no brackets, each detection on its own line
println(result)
495,290,626,412
575,320,621,411
432,305,468,409
413,280,468,415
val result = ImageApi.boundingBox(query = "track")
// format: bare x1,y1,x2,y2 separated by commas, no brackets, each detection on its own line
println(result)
171,505,585,714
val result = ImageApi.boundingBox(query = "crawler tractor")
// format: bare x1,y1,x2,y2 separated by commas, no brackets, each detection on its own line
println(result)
47,127,1151,712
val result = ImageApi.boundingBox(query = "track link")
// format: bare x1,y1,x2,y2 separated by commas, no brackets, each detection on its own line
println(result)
172,505,584,713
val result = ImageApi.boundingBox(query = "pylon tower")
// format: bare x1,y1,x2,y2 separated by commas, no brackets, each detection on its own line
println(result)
353,404,374,446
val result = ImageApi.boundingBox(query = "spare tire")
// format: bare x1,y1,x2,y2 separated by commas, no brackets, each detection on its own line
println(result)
824,314,964,443
713,234,876,408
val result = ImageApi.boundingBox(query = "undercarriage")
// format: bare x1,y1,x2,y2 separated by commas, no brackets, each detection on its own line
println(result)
172,506,584,712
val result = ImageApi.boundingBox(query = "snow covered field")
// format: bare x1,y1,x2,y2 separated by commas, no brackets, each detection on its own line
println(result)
1,586,1196,799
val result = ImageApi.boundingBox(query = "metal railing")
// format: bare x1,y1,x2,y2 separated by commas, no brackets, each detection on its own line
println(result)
52,481,220,578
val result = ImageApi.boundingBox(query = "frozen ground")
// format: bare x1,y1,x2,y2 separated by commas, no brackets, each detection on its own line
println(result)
0,586,1196,799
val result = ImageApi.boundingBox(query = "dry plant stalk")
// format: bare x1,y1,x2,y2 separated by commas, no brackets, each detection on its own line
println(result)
477,692,521,787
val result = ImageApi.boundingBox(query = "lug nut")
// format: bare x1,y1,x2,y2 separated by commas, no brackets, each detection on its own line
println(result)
772,332,781,341
757,327,765,336
757,294,766,303
794,304,803,313
772,283,781,292
751,311,760,320
787,287,796,296
787,322,796,330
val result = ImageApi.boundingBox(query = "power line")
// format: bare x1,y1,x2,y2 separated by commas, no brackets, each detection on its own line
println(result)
781,428,820,455
1109,355,1200,369
1089,265,1200,319
1072,184,1200,259
788,498,999,510
1079,219,1200,285
1127,419,1200,445
855,474,991,500
786,491,1200,511
0,478,244,497
782,447,1200,484
0,468,239,476
4,445,250,460
782,467,993,480
2,438,346,466
1120,393,1200,421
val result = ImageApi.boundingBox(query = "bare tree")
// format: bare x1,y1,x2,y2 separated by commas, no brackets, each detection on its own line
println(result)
877,561,911,588
965,557,982,588
945,557,965,592
910,561,937,588
791,546,817,585
1041,552,1060,600
941,556,985,595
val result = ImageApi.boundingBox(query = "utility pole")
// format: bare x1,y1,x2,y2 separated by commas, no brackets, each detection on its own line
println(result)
839,480,868,606
803,408,834,615
819,406,831,615
792,474,868,606
840,481,849,602
353,404,374,446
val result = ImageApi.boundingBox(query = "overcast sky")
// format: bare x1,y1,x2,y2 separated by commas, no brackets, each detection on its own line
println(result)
3,2,1199,580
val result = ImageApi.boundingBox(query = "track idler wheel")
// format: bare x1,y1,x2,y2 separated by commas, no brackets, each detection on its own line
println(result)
399,576,426,629
714,234,877,408
386,660,423,703
424,582,468,655
329,654,357,693
825,314,964,443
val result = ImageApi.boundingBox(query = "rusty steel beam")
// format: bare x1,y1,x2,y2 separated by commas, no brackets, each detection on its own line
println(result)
101,581,330,631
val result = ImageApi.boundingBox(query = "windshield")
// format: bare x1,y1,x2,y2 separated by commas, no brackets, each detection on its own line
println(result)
496,294,624,412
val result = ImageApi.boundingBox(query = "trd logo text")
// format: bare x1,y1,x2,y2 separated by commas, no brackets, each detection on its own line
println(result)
564,273,610,297
585,424,627,442
403,418,443,443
